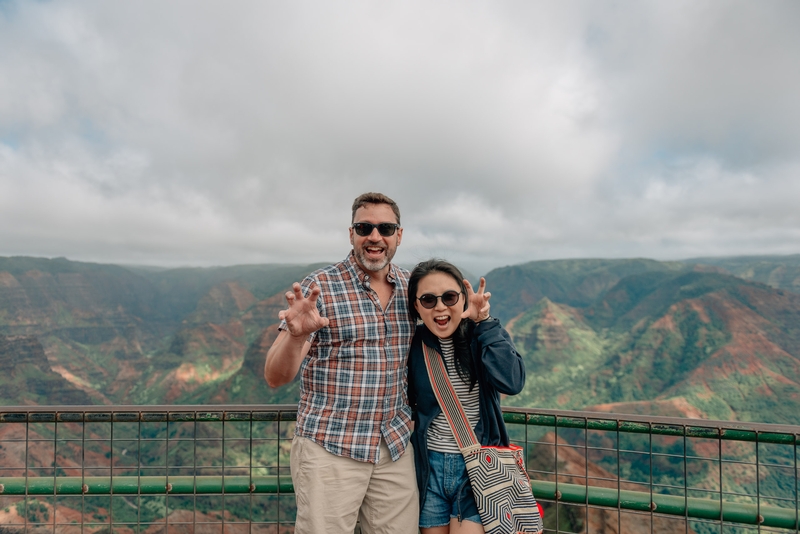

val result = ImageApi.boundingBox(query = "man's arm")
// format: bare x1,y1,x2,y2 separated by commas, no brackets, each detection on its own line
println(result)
264,330,312,388
264,282,329,388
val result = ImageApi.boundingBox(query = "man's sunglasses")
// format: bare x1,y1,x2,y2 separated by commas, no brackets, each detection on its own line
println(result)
352,222,400,237
417,290,462,309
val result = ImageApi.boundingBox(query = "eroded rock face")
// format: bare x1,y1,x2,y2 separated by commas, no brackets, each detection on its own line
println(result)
528,299,572,351
0,335,95,405
508,298,583,356
4,255,800,424
0,335,47,366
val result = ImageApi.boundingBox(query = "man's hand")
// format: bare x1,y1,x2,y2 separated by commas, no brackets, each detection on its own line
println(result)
461,277,491,322
264,282,327,388
280,282,330,338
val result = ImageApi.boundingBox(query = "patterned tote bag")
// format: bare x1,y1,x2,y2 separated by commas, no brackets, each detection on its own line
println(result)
423,343,544,534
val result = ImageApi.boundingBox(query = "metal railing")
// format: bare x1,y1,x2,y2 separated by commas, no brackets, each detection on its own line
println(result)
0,405,797,533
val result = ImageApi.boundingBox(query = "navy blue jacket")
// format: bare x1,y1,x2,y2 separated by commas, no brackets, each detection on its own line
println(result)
407,318,526,507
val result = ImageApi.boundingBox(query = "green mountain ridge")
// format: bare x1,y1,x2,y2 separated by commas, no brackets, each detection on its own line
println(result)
504,267,800,424
0,256,323,406
484,258,688,323
683,254,800,293
1,254,799,427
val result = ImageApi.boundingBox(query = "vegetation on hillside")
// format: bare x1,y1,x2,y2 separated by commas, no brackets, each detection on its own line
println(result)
502,264,800,425
3,254,799,531
0,256,323,406
2,254,799,429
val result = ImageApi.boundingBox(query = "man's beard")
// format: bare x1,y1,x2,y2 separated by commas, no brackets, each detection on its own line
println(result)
355,246,393,273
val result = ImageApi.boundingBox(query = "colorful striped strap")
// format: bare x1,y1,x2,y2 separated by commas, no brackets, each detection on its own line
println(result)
422,343,482,455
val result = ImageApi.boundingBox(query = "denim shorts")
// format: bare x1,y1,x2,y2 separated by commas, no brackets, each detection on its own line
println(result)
419,450,482,528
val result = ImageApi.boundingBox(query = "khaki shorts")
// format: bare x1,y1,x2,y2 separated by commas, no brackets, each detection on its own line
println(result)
290,435,419,534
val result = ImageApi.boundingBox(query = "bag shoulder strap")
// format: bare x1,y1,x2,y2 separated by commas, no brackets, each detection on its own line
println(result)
422,342,481,455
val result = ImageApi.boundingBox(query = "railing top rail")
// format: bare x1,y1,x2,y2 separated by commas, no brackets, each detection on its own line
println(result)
501,405,800,436
0,404,299,413
0,404,299,423
1,404,798,436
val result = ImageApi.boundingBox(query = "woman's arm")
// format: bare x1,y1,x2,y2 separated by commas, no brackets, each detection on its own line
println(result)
473,318,526,395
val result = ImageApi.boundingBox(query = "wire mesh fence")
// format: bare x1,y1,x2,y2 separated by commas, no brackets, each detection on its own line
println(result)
505,408,799,534
0,406,296,534
0,405,797,534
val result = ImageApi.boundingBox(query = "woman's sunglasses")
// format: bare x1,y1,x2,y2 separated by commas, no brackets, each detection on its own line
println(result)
352,222,399,237
417,290,461,309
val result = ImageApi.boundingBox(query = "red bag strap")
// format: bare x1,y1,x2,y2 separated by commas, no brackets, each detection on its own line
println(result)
422,342,481,454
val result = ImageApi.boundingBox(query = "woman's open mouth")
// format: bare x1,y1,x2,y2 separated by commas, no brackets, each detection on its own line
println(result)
434,315,450,327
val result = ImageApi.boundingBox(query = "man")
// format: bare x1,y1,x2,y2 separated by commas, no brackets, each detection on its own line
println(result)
264,192,418,534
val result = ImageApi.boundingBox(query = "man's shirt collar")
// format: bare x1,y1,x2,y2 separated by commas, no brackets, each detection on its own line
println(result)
346,250,398,287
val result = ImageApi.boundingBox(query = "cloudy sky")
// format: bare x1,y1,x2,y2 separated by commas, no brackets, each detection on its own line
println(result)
1,1,799,275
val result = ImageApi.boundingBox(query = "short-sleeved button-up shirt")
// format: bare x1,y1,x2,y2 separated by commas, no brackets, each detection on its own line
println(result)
280,251,414,463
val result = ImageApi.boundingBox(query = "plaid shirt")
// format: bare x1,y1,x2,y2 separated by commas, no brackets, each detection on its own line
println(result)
281,252,414,463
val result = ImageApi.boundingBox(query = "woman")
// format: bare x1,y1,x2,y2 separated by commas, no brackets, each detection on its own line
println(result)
407,259,526,534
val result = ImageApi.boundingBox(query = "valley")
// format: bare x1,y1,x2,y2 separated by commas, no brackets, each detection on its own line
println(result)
1,254,799,426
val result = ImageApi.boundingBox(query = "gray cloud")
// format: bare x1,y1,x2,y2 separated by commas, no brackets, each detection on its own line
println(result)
0,1,798,274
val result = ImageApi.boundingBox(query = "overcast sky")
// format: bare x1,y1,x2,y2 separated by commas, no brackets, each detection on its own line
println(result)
1,1,799,275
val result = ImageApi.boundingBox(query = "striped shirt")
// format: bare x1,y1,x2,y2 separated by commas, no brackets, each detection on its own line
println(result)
280,251,414,463
427,337,480,454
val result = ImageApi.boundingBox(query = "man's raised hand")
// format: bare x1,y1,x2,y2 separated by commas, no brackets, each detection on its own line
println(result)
279,283,329,338
461,277,491,322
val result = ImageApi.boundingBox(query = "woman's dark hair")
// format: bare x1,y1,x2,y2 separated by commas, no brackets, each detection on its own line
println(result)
408,259,477,390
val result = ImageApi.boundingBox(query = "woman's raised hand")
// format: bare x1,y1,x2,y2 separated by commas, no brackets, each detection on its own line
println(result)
279,283,330,338
462,277,491,322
